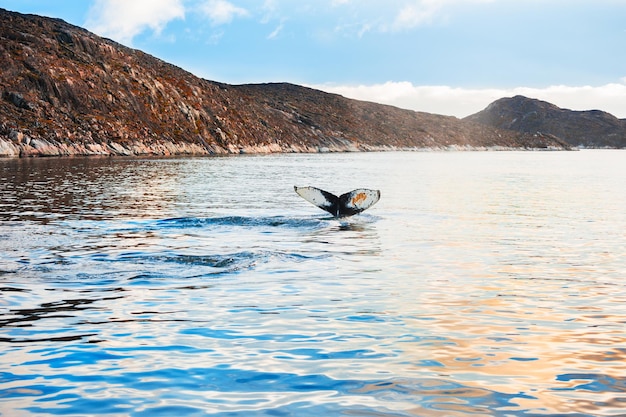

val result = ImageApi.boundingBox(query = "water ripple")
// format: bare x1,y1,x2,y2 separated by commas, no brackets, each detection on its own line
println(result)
2,152,626,416
156,215,326,230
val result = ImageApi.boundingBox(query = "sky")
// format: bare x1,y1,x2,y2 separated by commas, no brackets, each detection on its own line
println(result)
2,0,625,118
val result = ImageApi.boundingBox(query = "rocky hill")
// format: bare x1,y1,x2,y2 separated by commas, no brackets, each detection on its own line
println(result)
465,95,626,148
0,8,570,157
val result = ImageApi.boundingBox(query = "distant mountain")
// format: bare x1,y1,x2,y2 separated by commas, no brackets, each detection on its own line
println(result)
465,95,626,148
0,9,569,157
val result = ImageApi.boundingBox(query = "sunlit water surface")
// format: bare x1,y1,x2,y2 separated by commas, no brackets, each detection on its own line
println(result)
1,151,625,417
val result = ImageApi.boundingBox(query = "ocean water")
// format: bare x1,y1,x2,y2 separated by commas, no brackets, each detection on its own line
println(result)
0,151,625,417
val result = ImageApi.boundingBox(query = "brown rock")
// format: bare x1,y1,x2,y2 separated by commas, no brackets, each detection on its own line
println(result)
0,8,570,157
465,95,626,148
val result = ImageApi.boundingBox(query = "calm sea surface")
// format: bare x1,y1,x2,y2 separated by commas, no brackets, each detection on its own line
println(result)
0,151,625,417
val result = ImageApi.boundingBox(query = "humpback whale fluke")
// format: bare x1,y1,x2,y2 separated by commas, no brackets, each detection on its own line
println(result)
294,186,380,217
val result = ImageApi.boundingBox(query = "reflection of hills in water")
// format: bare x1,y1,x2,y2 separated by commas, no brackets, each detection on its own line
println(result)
1,157,181,221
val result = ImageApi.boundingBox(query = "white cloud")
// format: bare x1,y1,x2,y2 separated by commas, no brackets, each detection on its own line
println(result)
85,0,185,45
267,22,285,39
85,0,250,44
309,81,626,118
389,0,496,31
199,0,249,26
391,1,441,30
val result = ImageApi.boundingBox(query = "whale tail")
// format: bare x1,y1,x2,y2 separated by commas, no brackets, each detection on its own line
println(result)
294,186,380,217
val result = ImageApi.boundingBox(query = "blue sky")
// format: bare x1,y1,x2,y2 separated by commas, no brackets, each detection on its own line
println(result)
2,0,625,117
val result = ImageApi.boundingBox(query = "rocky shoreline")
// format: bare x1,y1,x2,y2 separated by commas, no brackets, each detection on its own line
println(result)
0,133,569,158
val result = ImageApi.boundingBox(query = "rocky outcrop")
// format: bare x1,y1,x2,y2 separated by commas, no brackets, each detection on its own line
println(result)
465,95,626,148
0,8,571,157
